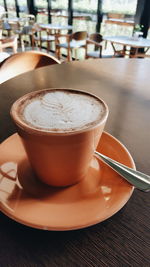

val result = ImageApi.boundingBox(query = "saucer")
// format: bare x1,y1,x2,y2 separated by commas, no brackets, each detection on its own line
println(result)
0,132,135,231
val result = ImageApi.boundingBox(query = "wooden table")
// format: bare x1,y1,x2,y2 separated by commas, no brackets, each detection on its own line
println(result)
0,59,149,266
103,36,150,57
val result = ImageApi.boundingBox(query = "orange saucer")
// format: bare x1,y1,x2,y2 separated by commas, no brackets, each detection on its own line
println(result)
0,132,135,231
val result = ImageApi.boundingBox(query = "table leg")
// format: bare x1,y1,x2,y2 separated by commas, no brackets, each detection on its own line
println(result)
111,42,125,57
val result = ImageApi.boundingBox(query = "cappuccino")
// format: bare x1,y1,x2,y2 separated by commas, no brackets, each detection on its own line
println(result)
17,89,106,133
11,88,108,186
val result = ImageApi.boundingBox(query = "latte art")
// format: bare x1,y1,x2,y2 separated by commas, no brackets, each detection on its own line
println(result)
20,90,106,132
41,92,75,115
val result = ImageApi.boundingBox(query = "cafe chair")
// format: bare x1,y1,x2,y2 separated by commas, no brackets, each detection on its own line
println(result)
1,20,12,36
7,14,35,51
85,33,124,59
56,31,88,61
0,12,17,36
0,28,18,53
15,25,34,51
11,18,36,51
32,24,56,52
85,33,103,59
0,50,61,84
18,14,36,50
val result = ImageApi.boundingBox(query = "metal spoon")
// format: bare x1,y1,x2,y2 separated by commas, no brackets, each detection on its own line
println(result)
95,151,150,192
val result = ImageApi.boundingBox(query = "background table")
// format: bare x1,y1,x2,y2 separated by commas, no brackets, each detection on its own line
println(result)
104,36,150,57
0,59,150,266
39,23,73,33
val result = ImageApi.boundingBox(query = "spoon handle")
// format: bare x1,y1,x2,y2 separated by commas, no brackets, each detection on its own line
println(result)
95,151,150,192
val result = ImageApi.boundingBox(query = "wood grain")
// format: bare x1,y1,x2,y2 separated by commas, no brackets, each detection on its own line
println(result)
0,59,150,267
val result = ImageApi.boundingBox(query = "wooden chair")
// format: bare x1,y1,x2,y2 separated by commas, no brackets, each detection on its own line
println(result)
85,33,124,59
32,24,56,52
11,17,36,51
85,33,103,59
0,12,16,36
56,31,88,61
0,28,18,53
0,50,61,84
6,15,35,51
19,14,36,50
14,24,34,51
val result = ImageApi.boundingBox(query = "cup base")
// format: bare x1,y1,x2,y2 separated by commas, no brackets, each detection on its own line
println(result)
17,156,100,195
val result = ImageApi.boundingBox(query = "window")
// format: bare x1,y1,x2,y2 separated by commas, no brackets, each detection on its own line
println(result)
73,0,98,33
35,0,47,23
102,0,137,15
51,0,68,25
101,0,138,37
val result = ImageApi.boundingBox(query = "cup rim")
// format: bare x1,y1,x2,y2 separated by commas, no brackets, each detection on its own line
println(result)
10,88,109,136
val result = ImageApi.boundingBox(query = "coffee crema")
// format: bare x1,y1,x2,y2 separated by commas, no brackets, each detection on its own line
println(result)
18,89,106,133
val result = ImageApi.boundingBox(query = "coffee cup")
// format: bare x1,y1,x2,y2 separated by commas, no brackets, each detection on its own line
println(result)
10,88,109,187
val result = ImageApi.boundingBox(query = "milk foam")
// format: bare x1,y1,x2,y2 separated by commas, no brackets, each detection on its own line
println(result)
22,90,105,132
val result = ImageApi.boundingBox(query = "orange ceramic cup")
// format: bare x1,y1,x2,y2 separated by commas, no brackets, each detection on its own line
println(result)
10,89,109,187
